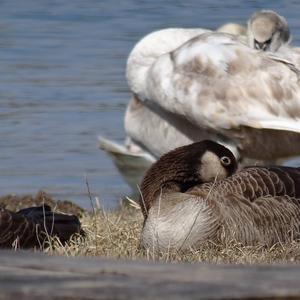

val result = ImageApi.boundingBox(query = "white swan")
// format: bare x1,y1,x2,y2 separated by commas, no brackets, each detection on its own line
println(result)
125,10,298,162
127,31,300,161
101,11,299,190
125,11,299,160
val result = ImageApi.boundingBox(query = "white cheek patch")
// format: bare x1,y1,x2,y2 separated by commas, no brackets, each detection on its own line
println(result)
199,151,227,182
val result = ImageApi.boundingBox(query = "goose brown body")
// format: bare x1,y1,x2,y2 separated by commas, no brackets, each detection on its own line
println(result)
188,166,300,200
140,141,300,251
187,167,300,246
0,205,82,249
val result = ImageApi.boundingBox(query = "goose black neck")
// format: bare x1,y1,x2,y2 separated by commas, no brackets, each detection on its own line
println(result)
139,145,204,216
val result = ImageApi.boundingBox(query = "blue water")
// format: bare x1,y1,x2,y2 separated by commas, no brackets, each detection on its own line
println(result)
0,0,300,209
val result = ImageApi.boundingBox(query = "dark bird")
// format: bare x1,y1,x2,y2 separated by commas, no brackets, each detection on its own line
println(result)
139,140,300,252
0,204,82,249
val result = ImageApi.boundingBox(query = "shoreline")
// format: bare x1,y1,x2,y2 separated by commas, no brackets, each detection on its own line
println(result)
2,191,300,264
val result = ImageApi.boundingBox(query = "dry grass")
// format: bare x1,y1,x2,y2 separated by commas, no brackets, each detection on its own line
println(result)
3,191,300,264
48,204,300,264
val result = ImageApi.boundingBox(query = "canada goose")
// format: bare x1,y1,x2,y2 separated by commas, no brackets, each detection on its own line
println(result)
0,205,82,248
140,141,300,252
247,10,290,52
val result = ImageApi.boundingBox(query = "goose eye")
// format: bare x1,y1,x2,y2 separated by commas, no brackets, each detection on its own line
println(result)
220,156,231,166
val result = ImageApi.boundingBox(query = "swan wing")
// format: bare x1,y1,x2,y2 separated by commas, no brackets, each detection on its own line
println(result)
127,28,210,97
136,33,300,134
99,136,155,189
99,136,155,164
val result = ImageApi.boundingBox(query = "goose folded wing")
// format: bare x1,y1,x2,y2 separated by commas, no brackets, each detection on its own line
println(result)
0,205,82,248
219,193,300,245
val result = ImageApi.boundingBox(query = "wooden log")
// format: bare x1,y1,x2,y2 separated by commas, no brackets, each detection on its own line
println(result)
0,250,299,299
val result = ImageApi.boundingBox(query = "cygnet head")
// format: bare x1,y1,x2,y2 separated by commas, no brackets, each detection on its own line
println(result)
217,23,247,36
247,10,290,52
139,140,238,216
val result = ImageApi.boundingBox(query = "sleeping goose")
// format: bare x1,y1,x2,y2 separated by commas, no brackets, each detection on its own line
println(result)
0,205,82,249
140,140,300,252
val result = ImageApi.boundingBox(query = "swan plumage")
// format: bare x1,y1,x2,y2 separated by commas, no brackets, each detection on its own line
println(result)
101,11,300,190
128,31,300,161
101,24,245,188
99,136,155,190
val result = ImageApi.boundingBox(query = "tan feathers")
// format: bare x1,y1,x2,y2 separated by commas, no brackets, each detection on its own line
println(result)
140,141,300,252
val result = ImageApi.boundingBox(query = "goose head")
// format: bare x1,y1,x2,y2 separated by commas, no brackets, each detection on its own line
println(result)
247,10,290,52
139,140,237,216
